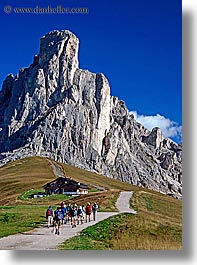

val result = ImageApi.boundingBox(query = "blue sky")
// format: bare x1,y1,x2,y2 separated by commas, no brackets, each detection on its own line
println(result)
0,0,182,142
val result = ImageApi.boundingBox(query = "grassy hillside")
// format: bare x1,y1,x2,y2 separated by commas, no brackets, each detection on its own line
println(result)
60,162,141,192
0,156,140,206
0,157,55,205
0,156,182,250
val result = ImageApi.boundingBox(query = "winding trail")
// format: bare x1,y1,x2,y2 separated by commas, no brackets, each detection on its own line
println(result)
48,159,65,178
116,191,137,214
0,191,136,250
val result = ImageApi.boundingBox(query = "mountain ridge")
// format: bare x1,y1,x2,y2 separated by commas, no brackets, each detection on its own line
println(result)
0,30,182,198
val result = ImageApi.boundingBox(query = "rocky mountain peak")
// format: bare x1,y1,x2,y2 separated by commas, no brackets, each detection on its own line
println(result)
39,30,79,83
0,30,182,199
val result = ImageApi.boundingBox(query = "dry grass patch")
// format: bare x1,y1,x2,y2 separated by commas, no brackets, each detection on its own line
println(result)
60,162,140,192
130,191,182,224
0,157,55,205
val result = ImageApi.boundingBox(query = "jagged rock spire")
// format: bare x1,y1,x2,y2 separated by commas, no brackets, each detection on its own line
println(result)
0,30,182,198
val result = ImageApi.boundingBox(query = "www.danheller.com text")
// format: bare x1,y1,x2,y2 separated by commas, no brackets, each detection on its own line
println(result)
4,5,89,14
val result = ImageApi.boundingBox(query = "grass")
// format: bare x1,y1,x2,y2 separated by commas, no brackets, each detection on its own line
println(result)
0,156,182,249
18,189,45,200
59,190,182,250
0,157,55,205
60,213,182,250
18,188,72,203
60,162,141,192
0,205,46,238
130,190,182,221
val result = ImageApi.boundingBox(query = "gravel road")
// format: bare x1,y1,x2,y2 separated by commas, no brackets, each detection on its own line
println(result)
0,191,136,250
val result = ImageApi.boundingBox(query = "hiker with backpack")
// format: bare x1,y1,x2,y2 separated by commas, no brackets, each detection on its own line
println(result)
66,202,72,224
92,202,99,221
54,206,64,235
85,202,92,222
61,201,67,225
70,204,78,228
77,206,84,225
46,205,54,228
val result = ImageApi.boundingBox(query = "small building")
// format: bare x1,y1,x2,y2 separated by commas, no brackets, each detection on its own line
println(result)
43,177,89,195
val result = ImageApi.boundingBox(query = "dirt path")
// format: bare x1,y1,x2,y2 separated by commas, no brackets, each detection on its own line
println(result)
48,159,65,178
116,191,137,214
0,191,136,250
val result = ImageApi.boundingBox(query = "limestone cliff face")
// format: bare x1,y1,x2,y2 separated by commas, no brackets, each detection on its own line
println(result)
0,30,182,198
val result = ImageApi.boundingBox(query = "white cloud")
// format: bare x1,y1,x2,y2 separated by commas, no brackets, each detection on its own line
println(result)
130,111,182,141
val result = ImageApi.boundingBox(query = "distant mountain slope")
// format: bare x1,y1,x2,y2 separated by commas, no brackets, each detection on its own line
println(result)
0,30,182,198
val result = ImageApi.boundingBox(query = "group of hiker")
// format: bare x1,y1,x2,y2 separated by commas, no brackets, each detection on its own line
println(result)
46,201,99,235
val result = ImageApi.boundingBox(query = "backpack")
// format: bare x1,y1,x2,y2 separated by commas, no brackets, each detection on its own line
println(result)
92,204,98,211
57,211,63,221
73,209,77,216
61,207,66,215
86,205,91,215
77,208,83,215
46,208,52,216
67,206,71,212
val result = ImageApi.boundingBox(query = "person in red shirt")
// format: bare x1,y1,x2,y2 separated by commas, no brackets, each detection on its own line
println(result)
85,202,92,222
46,205,54,228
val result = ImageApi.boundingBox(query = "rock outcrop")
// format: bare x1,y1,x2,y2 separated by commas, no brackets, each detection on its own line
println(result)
0,30,182,198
